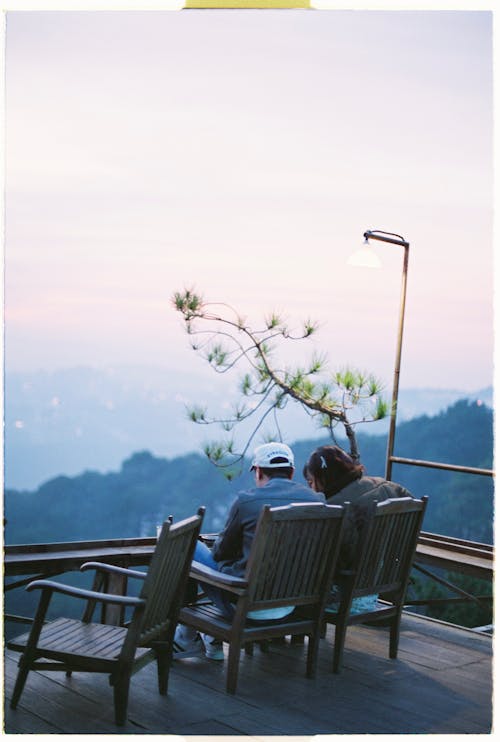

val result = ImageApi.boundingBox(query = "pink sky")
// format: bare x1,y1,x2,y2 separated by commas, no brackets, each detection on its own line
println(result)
4,7,494,392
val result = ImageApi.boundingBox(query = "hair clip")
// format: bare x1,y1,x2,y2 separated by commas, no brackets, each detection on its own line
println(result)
320,455,327,469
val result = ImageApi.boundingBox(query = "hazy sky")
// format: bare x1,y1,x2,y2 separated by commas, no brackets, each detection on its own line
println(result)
4,6,494,393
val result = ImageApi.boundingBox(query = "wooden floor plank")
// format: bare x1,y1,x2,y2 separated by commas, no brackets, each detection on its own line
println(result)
3,612,492,734
3,655,114,734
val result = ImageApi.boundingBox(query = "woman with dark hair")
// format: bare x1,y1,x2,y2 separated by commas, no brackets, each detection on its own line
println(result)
304,445,414,613
304,445,364,498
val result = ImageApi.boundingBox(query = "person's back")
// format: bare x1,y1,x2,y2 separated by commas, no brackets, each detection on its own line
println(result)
326,474,412,554
304,446,413,612
213,473,324,577
174,441,323,659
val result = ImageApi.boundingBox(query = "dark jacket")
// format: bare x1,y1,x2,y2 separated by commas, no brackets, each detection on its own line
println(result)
327,475,413,573
211,477,324,577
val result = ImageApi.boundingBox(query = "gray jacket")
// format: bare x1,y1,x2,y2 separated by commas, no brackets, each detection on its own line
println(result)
212,477,324,577
327,475,414,573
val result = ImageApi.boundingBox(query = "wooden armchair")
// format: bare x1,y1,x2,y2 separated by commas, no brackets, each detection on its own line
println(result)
324,496,428,673
179,502,348,694
7,507,205,726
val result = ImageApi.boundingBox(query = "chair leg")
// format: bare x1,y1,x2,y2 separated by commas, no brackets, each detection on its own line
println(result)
306,633,320,679
226,641,242,694
389,613,402,659
156,646,171,695
333,622,348,674
10,657,31,709
11,588,52,709
113,675,131,726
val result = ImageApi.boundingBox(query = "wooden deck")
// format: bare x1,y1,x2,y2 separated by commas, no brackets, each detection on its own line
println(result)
3,611,492,735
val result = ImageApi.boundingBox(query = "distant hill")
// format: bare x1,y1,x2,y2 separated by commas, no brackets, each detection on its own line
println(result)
4,399,494,548
3,365,493,490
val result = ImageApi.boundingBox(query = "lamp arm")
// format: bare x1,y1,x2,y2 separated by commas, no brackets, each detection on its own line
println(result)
364,230,409,248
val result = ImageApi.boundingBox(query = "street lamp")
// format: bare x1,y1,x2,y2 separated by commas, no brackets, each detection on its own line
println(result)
350,229,410,481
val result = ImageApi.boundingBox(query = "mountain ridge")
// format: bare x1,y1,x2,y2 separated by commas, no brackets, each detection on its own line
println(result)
4,365,493,490
4,398,494,548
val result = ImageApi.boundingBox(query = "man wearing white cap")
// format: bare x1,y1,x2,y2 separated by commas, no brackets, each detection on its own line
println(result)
174,441,324,661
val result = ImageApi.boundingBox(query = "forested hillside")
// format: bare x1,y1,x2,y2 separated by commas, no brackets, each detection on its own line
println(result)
5,365,492,491
4,399,494,546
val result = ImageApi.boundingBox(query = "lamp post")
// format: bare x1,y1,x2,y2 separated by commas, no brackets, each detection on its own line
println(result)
350,229,410,481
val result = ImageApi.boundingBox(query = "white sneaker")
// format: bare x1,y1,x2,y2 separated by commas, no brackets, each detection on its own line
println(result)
173,626,203,659
200,633,224,661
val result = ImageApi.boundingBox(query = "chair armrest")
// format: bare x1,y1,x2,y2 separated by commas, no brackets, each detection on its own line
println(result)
26,579,146,608
199,533,217,547
80,561,147,580
190,560,248,595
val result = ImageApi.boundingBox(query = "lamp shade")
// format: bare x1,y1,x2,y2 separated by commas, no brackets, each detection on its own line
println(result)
347,241,382,269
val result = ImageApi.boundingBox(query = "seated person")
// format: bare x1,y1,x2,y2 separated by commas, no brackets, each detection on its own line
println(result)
304,445,414,613
174,441,324,660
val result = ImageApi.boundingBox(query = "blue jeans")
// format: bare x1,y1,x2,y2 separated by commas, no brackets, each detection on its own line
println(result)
192,541,294,622
192,541,235,619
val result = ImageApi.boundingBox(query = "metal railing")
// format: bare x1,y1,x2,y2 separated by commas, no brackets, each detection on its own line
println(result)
389,455,494,478
388,453,494,629
4,456,494,629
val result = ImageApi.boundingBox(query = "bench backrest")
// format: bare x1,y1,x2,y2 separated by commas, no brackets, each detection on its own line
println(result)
353,496,428,599
135,507,205,645
244,502,347,613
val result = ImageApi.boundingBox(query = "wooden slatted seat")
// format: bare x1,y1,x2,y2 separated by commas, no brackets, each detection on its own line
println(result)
324,496,428,673
179,502,348,694
7,507,205,726
9,617,147,664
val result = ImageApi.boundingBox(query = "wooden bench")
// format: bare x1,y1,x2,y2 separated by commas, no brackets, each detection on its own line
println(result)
7,509,205,726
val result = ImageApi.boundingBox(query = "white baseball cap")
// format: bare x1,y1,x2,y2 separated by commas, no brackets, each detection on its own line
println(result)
250,442,295,470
